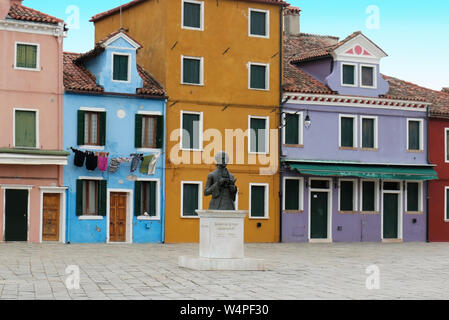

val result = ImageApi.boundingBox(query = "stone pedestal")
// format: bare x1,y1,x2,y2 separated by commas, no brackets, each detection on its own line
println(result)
178,210,265,271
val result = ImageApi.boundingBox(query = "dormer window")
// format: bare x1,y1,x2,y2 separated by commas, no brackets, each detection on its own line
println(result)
361,65,376,88
112,53,130,82
341,63,357,87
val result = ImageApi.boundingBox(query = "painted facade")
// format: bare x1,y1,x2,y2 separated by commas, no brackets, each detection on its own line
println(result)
63,30,167,243
91,0,286,243
0,0,68,243
282,13,437,243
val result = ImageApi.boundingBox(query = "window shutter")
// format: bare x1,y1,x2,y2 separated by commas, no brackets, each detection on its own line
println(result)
407,183,419,212
156,116,164,149
99,112,106,146
15,111,36,148
182,113,200,149
149,181,157,216
183,58,200,84
76,180,84,216
77,110,85,146
113,55,129,81
26,45,37,69
98,180,107,216
340,181,354,211
285,114,299,145
251,186,266,218
183,184,199,217
408,121,420,150
362,181,375,212
135,114,143,148
341,117,354,148
250,65,266,90
285,180,300,211
184,2,201,28
250,118,266,153
134,181,142,216
362,118,375,148
342,65,355,85
250,11,266,36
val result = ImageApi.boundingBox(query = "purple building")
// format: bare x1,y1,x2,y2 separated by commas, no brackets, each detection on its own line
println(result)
281,11,437,243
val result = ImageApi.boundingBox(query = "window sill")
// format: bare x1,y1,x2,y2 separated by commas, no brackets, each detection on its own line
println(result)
136,148,162,153
78,216,104,220
361,148,378,152
284,144,304,148
181,82,204,87
249,34,270,39
249,87,270,92
181,215,199,219
361,211,379,215
182,25,204,31
14,146,39,150
407,150,424,153
339,211,357,215
283,210,304,214
79,145,105,151
248,151,269,155
339,147,358,151
137,216,160,221
14,66,41,72
249,216,270,220
405,211,424,215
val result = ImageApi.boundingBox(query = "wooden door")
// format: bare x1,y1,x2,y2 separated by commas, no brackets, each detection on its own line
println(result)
5,190,28,241
383,193,399,239
311,192,328,239
110,193,127,242
42,193,61,241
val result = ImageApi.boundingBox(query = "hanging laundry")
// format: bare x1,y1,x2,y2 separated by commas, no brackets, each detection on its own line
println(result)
85,152,98,171
130,154,144,173
139,154,154,174
147,152,160,175
109,157,131,173
98,155,109,172
71,148,86,167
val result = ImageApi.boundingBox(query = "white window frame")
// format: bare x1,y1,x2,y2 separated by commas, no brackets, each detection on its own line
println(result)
338,179,358,212
360,179,379,213
248,115,270,155
111,52,132,83
79,108,106,150
248,62,270,91
14,42,40,71
445,186,449,222
360,64,377,89
249,183,269,219
181,0,204,31
181,181,203,219
339,114,358,148
444,128,449,163
181,55,204,86
360,115,378,149
136,178,161,221
248,8,270,39
407,118,424,152
282,111,303,146
341,63,358,87
13,108,39,149
282,177,304,212
78,177,104,220
180,110,203,151
405,181,423,213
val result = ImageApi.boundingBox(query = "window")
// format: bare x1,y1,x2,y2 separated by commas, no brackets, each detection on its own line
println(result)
361,116,377,149
446,187,449,221
76,180,107,216
182,0,203,30
181,111,202,150
135,181,159,218
311,180,330,189
15,43,38,70
249,116,268,154
135,114,163,149
406,182,422,213
445,129,449,162
283,178,303,211
15,110,37,148
383,182,400,191
250,184,269,218
249,63,269,90
361,180,379,212
340,115,357,148
112,54,130,82
182,56,203,85
249,9,269,38
78,111,106,146
339,180,357,212
408,119,423,151
181,182,202,217
342,64,356,86
283,112,303,145
361,65,376,88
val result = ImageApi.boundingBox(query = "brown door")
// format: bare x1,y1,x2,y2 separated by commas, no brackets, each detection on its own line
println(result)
110,192,127,242
42,193,60,241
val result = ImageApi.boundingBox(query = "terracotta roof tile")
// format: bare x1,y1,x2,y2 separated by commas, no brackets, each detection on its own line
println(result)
8,4,63,25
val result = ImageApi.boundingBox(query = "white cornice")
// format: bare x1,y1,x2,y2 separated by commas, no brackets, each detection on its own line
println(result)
0,19,65,37
0,153,68,165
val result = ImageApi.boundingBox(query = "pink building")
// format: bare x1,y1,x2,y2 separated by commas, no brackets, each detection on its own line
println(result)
0,0,68,243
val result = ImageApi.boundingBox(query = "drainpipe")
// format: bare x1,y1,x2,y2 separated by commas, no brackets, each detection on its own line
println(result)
426,106,430,243
279,6,284,243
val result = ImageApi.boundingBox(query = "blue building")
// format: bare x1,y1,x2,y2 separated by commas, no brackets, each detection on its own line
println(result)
63,29,167,243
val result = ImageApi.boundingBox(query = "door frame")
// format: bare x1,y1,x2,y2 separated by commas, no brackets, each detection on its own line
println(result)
1,185,33,242
308,178,333,243
106,189,133,244
381,180,403,241
39,187,67,243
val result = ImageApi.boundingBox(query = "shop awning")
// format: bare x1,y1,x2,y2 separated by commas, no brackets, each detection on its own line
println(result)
286,162,438,181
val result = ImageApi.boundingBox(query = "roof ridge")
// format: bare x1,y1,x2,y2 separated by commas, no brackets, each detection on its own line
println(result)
383,74,449,97
9,3,64,24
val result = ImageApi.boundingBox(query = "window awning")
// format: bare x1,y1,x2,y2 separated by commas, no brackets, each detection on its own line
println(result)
286,163,438,181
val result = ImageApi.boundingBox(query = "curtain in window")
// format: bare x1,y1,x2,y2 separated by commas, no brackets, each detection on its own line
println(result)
142,116,156,148
250,65,266,89
362,118,375,148
142,182,157,216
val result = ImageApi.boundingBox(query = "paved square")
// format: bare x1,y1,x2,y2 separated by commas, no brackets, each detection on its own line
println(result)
0,242,448,300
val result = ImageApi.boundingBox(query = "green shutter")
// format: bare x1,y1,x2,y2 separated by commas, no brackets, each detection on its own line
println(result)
99,112,106,146
15,110,36,148
408,121,420,150
98,180,107,216
250,11,267,36
182,113,200,149
134,181,142,216
251,186,266,218
343,65,355,85
250,65,266,90
76,180,84,216
135,114,143,148
183,2,201,28
407,183,419,212
77,110,85,146
113,55,129,81
149,181,157,217
362,118,375,148
341,117,354,148
250,118,267,153
16,44,37,69
285,179,300,211
362,181,375,212
183,184,199,217
183,58,201,84
340,181,354,211
156,116,164,149
285,114,299,145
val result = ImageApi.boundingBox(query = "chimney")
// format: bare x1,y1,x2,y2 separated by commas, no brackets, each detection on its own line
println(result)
284,6,301,36
442,88,449,94
0,0,22,19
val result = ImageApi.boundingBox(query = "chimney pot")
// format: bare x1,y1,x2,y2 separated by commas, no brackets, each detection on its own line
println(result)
284,6,301,36
442,88,449,93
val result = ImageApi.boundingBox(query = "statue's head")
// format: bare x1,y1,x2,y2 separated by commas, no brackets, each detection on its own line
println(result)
215,151,229,168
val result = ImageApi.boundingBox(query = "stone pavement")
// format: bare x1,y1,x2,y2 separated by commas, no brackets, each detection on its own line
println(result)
0,242,448,300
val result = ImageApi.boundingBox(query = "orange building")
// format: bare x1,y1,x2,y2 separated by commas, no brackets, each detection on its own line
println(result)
91,0,287,243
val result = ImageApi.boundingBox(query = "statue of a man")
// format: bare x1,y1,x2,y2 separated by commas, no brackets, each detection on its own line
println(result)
204,151,238,210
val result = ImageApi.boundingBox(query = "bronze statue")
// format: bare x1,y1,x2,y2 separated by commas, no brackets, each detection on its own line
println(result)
204,151,238,210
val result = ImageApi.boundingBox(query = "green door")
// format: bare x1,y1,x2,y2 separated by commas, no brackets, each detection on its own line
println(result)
311,192,328,239
5,190,28,242
383,193,399,239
